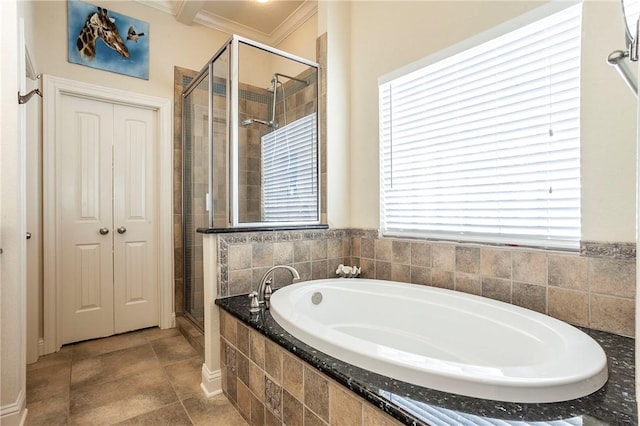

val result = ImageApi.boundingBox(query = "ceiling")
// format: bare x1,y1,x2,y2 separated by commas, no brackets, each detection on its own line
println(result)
137,0,317,45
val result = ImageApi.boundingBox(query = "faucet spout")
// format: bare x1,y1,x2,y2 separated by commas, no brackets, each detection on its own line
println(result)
257,265,300,309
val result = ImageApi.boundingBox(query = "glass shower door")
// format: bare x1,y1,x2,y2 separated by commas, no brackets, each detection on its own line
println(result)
182,72,210,330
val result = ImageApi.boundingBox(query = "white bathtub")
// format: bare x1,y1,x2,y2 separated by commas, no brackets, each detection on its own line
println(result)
269,278,608,403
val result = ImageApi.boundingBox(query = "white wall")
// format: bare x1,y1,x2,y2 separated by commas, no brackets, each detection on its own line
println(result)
318,1,351,228
346,0,637,243
1,0,28,422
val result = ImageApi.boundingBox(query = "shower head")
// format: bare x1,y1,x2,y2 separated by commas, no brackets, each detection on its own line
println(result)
241,118,271,127
266,76,279,93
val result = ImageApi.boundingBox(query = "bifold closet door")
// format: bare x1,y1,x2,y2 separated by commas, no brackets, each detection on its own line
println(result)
60,95,158,344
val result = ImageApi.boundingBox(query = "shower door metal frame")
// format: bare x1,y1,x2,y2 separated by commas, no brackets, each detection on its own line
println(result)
229,35,321,229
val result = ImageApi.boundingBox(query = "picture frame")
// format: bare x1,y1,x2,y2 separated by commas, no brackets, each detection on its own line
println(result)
67,0,149,80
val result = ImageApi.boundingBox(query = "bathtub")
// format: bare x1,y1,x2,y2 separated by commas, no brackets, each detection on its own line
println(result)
269,278,608,403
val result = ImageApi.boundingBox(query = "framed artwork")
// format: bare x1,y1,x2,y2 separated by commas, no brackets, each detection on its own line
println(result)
67,0,149,80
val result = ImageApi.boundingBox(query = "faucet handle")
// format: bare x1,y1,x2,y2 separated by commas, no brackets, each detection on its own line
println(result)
264,281,273,309
248,291,260,313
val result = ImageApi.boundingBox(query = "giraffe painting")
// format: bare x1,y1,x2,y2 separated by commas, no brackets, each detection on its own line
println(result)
76,7,129,60
68,0,149,80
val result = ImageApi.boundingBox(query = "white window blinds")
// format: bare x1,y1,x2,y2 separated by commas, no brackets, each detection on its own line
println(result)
262,114,318,222
379,4,582,249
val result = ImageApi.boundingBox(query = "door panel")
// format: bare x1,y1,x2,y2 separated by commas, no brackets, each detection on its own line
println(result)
61,95,114,344
113,105,158,333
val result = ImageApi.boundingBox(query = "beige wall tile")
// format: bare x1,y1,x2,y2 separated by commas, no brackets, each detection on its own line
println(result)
221,312,236,346
454,272,481,295
351,237,362,258
304,407,327,426
264,341,282,383
294,240,311,263
229,244,252,270
392,240,411,264
376,261,391,281
311,239,328,261
410,266,431,286
375,239,392,262
391,264,411,283
432,244,455,270
548,288,588,327
237,352,249,386
250,330,265,369
432,269,455,290
304,367,329,422
228,270,253,295
481,248,511,279
283,390,303,426
236,323,250,357
590,258,636,299
482,277,511,303
329,384,362,426
360,258,375,279
590,295,635,337
512,251,547,285
250,392,265,426
548,254,588,291
274,242,294,265
327,239,343,259
411,242,431,267
361,238,375,259
512,282,546,314
253,243,274,268
249,362,265,403
456,246,480,274
282,353,303,401
236,379,251,419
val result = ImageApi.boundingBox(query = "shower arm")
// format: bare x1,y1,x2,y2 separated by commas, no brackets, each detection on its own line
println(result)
269,73,310,127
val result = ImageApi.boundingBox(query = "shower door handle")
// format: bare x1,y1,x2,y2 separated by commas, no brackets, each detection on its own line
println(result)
117,226,127,234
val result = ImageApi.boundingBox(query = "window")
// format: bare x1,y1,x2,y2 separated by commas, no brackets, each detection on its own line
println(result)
262,114,318,222
379,4,582,249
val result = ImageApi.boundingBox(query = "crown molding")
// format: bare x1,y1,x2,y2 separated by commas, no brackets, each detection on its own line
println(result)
194,9,272,44
134,0,178,15
270,0,317,46
135,0,317,46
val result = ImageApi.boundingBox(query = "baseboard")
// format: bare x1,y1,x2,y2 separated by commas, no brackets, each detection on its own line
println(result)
37,338,45,357
1,390,28,426
201,363,222,397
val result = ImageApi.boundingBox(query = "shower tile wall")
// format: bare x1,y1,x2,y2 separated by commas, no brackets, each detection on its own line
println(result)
217,228,635,338
238,83,270,223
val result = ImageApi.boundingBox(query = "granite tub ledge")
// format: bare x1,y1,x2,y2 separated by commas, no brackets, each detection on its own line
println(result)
216,294,637,425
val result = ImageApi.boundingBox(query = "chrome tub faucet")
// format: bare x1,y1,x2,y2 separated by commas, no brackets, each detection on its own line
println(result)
249,265,300,313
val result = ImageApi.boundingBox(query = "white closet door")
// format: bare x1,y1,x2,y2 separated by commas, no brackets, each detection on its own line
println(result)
61,95,115,344
113,105,158,333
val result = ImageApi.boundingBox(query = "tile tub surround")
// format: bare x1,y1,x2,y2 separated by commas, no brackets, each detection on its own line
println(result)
216,296,637,426
211,227,635,338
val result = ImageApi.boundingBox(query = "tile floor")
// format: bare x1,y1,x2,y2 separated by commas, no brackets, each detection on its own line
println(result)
25,327,248,425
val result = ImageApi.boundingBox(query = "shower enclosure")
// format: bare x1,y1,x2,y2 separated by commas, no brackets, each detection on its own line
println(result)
182,35,319,329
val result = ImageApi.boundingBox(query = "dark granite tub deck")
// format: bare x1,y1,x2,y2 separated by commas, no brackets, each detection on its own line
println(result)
216,294,637,425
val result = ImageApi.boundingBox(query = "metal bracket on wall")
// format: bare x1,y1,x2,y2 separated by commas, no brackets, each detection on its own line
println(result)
17,88,41,104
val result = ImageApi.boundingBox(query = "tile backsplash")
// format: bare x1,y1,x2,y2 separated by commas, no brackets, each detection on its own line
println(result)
218,228,636,337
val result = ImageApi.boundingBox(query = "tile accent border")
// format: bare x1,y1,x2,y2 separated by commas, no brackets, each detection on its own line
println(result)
580,240,636,259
